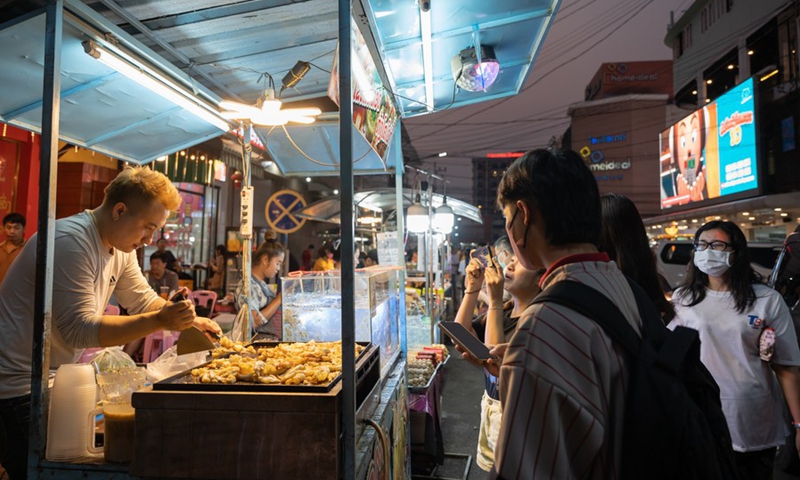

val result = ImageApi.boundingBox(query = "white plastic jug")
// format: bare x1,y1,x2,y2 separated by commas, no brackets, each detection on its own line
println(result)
45,364,103,461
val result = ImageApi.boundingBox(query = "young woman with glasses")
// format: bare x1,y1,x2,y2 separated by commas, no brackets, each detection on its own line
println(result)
670,220,800,479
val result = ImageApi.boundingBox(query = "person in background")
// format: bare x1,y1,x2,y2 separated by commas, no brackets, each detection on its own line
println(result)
599,193,676,324
208,244,226,293
235,232,284,339
0,213,26,286
488,149,644,479
155,237,178,272
313,244,335,271
492,236,513,270
455,251,542,472
364,249,379,267
0,166,219,480
148,251,179,296
302,244,315,271
670,220,800,479
356,249,366,269
173,261,193,281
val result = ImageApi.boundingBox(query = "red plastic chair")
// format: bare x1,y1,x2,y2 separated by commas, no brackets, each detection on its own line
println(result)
190,290,218,318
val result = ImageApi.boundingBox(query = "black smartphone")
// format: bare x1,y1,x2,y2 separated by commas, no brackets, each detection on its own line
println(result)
487,245,496,269
437,321,495,361
169,290,186,302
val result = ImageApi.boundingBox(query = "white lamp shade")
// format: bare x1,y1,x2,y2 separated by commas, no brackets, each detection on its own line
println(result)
433,204,454,234
407,203,429,233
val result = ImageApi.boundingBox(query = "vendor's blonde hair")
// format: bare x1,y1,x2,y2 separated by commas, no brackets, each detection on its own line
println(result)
103,166,182,212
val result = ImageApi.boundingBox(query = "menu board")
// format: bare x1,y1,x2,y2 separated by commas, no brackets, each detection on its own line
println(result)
376,231,399,266
328,18,398,160
659,77,758,210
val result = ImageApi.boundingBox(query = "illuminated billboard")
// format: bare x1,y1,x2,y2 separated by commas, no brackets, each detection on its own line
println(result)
660,77,758,210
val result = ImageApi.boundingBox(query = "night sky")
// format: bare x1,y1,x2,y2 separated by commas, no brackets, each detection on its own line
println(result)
407,0,691,204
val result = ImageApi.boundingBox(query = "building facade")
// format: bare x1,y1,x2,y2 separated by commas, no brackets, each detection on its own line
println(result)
565,61,678,218
652,0,800,241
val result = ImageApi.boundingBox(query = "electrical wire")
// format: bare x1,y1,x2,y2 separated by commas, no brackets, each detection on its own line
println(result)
280,125,376,167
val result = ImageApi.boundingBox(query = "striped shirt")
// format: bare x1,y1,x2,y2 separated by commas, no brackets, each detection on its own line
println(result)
491,255,642,480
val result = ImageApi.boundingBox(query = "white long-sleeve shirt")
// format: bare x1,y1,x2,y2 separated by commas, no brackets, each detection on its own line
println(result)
0,211,160,398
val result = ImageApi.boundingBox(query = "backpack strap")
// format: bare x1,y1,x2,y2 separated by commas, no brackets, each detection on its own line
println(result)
533,280,641,357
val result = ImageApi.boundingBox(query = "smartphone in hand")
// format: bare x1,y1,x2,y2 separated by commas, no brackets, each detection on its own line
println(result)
169,290,186,302
437,321,495,361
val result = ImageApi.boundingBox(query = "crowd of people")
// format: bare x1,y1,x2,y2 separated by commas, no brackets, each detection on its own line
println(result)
448,148,800,480
1,149,800,479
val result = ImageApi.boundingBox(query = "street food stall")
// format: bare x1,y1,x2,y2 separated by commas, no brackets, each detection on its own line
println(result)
0,0,561,478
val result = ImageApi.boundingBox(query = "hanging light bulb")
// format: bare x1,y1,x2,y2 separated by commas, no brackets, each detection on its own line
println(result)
220,77,321,126
407,195,429,233
433,201,454,234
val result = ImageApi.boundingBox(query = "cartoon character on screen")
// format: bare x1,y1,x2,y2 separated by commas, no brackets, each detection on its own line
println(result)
671,109,708,203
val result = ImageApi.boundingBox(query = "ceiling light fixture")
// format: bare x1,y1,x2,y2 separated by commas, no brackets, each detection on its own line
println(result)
219,76,321,126
407,195,429,234
451,45,500,92
82,41,229,131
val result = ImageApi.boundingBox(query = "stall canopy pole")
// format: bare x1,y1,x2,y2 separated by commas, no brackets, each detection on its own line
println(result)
240,121,253,342
29,0,63,475
394,132,407,356
338,0,356,477
426,183,434,344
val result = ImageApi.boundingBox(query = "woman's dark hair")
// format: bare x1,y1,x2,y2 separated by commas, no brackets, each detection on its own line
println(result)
497,149,601,246
215,244,226,256
253,230,283,265
599,194,675,323
676,220,760,313
317,244,332,259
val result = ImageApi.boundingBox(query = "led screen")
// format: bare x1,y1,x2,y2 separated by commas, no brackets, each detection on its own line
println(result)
660,77,758,210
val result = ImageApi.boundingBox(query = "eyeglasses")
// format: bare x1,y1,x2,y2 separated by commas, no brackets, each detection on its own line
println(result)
507,207,529,249
693,240,734,252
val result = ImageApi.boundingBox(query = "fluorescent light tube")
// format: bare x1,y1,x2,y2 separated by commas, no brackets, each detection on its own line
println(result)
84,42,229,131
420,9,434,112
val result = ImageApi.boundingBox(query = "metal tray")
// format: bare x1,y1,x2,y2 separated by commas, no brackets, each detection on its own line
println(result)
408,362,441,394
153,341,374,393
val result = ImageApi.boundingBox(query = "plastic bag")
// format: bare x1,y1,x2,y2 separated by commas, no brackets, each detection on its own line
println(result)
88,346,136,374
146,345,208,383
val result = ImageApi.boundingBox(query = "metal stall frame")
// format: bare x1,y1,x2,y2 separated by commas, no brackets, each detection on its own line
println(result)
24,2,405,479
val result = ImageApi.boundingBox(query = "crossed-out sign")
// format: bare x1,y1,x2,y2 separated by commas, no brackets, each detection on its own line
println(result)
265,189,307,234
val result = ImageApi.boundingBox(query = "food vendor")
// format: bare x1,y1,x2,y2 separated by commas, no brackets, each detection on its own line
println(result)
0,166,220,480
235,231,284,339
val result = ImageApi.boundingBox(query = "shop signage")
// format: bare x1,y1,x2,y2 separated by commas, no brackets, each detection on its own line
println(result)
0,138,20,218
580,147,630,171
659,77,759,210
588,132,626,145
328,18,399,160
265,189,307,234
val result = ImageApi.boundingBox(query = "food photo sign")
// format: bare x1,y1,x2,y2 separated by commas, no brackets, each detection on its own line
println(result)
328,19,398,160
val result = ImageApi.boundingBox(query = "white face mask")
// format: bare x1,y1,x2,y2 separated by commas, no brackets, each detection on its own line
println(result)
693,249,732,277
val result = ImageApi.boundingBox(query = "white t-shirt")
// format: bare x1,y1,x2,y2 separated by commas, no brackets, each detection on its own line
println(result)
0,211,161,398
670,283,800,452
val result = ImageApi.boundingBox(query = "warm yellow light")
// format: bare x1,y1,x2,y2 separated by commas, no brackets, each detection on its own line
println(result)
219,88,321,126
760,69,779,82
706,79,713,84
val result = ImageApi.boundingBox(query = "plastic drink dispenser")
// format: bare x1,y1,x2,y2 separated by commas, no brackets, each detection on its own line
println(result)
95,367,146,463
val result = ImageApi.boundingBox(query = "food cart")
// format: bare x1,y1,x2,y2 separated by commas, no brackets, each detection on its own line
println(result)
0,0,561,478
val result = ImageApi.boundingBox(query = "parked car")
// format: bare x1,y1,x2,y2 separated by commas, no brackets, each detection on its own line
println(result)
655,239,783,290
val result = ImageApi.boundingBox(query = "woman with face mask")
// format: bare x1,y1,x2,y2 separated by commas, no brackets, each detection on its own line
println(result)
671,220,800,479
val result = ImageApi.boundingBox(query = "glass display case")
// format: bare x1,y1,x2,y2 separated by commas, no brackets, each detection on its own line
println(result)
282,268,401,377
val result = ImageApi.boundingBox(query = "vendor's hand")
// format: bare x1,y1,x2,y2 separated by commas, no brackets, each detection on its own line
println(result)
156,298,195,331
193,317,222,340
484,257,505,306
485,343,509,377
465,252,485,293
169,286,190,302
